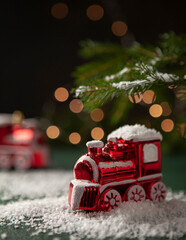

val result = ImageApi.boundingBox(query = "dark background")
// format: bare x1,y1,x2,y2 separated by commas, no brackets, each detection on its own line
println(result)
0,0,186,117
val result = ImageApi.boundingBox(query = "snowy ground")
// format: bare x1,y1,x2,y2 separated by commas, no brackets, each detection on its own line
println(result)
0,170,186,240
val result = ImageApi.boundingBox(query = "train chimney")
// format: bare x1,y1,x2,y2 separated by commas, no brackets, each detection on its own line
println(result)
86,140,104,157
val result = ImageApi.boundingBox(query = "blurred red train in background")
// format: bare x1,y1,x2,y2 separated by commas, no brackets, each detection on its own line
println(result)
0,114,50,170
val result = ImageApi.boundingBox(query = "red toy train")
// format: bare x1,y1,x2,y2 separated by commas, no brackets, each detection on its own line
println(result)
0,114,50,170
69,124,167,211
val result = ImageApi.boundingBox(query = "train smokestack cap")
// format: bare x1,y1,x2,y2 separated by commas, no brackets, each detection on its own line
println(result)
107,124,163,142
86,140,104,148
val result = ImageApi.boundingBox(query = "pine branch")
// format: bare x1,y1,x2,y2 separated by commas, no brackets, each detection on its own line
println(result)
73,33,186,110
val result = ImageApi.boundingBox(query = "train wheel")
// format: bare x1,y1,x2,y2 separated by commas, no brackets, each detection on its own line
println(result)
14,154,31,170
126,185,146,202
98,189,121,211
0,154,11,170
149,181,166,202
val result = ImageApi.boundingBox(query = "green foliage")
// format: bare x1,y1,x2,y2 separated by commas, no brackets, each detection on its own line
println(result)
73,33,186,110
71,33,186,153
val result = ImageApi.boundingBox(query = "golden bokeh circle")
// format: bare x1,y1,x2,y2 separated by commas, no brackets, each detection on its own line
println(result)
46,125,60,139
149,104,163,118
111,21,128,37
69,132,81,144
176,88,186,101
51,3,68,20
12,110,24,124
143,90,156,104
90,108,104,122
54,87,69,102
161,119,174,132
86,4,104,21
160,102,172,116
91,127,104,140
129,93,142,103
168,85,177,89
179,124,186,138
69,99,83,113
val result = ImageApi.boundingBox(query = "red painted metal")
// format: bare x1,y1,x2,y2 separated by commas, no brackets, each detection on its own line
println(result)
69,136,166,212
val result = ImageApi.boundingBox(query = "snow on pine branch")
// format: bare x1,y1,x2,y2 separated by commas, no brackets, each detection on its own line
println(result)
75,85,91,97
111,70,179,90
111,80,148,90
75,63,180,97
111,71,179,91
105,67,130,81
135,63,179,83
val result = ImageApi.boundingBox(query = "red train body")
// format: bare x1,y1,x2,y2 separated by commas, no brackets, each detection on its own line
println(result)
69,125,166,211
0,115,50,170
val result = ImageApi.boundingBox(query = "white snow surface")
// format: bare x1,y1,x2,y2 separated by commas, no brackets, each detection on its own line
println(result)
0,170,186,239
0,170,72,201
107,124,163,142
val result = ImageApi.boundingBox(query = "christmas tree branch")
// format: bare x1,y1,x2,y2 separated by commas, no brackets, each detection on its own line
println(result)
73,33,186,110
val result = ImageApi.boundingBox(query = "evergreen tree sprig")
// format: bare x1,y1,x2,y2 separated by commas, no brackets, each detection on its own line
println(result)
72,33,186,110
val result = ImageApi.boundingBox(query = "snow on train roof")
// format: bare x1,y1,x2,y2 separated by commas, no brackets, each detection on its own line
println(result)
0,114,39,128
0,114,12,125
107,124,162,142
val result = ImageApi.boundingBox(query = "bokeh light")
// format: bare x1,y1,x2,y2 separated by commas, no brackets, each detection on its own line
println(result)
176,88,186,101
168,85,177,89
179,124,186,138
46,125,60,139
160,102,172,116
161,119,174,132
111,21,128,37
149,104,163,118
69,99,83,113
86,4,104,21
12,110,24,124
91,127,104,140
90,108,104,122
54,87,69,102
129,93,142,103
51,3,68,19
69,132,81,144
143,90,156,104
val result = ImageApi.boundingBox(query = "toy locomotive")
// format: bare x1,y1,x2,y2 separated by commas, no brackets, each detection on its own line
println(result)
69,124,167,211
0,114,50,170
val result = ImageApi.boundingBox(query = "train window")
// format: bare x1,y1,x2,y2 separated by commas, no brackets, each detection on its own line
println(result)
6,129,34,144
74,162,93,181
143,144,158,163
